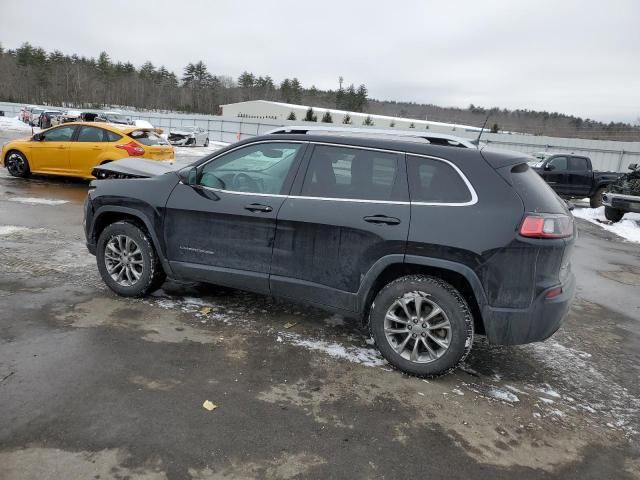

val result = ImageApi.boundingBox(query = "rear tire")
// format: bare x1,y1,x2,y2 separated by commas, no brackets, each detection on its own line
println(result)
590,187,606,208
204,138,210,147
369,275,473,377
604,206,624,223
5,151,31,178
96,221,166,297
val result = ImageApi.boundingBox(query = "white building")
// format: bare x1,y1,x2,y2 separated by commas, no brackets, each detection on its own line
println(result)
220,100,483,135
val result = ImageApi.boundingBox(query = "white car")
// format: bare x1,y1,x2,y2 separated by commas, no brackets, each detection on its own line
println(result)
168,126,209,146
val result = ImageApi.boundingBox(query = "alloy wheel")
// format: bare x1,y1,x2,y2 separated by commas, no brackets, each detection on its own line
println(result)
6,153,27,176
104,234,144,287
384,292,452,363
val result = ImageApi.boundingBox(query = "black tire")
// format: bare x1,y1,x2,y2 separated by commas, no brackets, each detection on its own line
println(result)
5,150,31,178
96,221,165,297
604,206,624,223
204,138,210,147
369,275,473,377
590,187,606,208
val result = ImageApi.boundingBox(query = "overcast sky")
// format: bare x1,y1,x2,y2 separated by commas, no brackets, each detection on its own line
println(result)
1,0,639,122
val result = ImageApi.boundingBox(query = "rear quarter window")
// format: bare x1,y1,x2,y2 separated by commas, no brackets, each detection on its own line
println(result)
406,155,472,203
104,130,122,142
506,163,568,214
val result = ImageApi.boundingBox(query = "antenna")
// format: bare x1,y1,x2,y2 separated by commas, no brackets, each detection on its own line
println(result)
474,114,490,148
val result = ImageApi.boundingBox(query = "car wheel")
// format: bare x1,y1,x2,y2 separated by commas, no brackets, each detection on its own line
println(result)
604,206,624,223
590,187,606,208
369,275,473,377
204,138,210,147
96,221,166,297
5,151,31,178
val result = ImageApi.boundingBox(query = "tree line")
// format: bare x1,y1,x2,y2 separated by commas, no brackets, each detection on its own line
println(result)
0,42,638,140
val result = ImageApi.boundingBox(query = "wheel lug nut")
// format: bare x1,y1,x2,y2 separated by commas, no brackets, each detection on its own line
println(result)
422,323,427,328
413,319,418,324
421,332,426,337
412,333,417,338
407,325,412,330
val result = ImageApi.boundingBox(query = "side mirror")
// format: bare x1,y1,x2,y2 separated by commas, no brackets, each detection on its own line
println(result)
179,166,198,185
544,164,554,171
33,133,44,141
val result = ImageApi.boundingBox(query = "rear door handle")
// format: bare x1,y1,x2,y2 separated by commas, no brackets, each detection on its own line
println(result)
244,203,273,213
363,215,401,225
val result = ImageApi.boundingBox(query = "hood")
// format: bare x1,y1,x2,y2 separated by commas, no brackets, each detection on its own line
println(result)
92,158,178,179
169,130,195,136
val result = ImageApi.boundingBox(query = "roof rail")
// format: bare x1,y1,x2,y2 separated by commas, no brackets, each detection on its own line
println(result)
264,125,477,148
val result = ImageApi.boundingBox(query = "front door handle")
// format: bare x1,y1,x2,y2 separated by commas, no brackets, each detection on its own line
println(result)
245,203,273,213
364,215,401,225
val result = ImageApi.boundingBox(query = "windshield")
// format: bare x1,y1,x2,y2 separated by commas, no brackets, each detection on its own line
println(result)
175,126,196,132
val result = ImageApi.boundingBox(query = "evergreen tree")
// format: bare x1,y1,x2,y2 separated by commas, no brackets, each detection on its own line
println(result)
343,113,352,124
304,107,317,122
490,123,499,133
409,122,415,128
363,115,374,126
321,111,333,123
389,121,395,127
356,84,368,112
287,111,296,120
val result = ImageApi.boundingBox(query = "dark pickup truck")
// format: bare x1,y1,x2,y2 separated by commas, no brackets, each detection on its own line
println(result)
532,154,622,207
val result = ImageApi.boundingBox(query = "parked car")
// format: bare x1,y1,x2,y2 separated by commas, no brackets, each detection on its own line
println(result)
95,111,133,125
84,133,576,377
28,107,45,126
51,109,82,126
168,126,210,146
38,110,63,129
1,122,174,180
602,163,640,222
531,154,623,207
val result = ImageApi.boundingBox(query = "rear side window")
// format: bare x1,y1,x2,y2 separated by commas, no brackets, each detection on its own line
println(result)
104,130,122,142
301,145,399,201
128,130,166,146
406,155,472,203
77,126,105,142
568,157,588,170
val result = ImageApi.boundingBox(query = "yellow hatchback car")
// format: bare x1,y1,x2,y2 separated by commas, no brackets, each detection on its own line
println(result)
1,122,175,179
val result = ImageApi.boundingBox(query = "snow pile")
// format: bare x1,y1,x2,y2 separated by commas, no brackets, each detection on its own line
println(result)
572,206,640,243
0,116,32,132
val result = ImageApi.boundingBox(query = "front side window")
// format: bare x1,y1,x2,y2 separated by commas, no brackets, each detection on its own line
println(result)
406,155,472,203
41,125,75,142
199,142,303,194
301,145,399,201
77,126,105,142
547,156,567,171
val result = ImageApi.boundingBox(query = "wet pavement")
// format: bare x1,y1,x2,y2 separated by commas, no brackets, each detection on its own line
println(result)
1,147,640,479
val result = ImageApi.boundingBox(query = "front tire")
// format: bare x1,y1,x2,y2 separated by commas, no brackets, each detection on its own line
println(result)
590,187,606,208
369,275,473,377
604,206,624,223
5,151,31,178
204,138,210,147
96,221,166,297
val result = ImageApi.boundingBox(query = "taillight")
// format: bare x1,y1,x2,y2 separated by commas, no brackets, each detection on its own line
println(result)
116,141,145,156
519,214,573,239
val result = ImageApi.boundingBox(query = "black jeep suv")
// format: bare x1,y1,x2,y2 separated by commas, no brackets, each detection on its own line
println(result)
84,134,576,376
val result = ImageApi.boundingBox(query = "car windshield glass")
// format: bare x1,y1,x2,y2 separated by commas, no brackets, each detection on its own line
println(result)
175,126,196,132
105,114,128,121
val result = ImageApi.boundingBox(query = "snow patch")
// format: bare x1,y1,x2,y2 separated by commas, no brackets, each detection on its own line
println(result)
0,225,50,236
7,197,69,206
278,332,386,367
573,206,640,243
463,382,519,403
0,116,32,132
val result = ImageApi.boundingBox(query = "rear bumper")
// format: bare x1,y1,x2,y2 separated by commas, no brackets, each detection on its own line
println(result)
481,272,575,345
602,193,640,213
